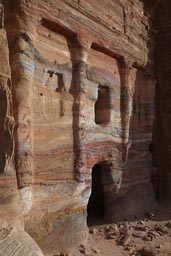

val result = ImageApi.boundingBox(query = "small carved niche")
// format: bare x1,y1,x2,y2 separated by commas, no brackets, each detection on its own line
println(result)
45,70,56,88
95,85,111,125
45,70,65,92
56,73,65,92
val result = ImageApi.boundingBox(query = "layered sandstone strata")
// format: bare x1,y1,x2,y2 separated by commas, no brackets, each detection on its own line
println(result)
0,1,44,255
0,0,162,255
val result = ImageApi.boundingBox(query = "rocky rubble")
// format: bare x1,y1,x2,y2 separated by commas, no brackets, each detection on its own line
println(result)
72,209,171,256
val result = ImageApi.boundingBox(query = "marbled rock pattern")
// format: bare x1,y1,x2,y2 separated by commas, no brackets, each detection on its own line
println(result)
0,0,166,255
0,226,44,256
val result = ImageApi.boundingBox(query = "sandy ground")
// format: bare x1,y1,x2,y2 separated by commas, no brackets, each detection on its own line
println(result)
71,200,171,256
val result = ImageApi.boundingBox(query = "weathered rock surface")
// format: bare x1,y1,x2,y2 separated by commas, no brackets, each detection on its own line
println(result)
0,1,44,255
0,226,44,256
0,0,168,255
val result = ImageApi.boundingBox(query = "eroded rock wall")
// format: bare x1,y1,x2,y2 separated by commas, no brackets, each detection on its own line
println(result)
0,1,44,255
0,0,160,255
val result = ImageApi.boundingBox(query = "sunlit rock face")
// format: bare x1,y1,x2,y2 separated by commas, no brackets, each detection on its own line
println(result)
0,0,162,255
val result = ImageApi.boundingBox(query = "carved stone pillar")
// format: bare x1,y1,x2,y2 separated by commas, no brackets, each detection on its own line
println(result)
8,28,36,211
0,4,44,255
119,62,133,163
69,37,91,182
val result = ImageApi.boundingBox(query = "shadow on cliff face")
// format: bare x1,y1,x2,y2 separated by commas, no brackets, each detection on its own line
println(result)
152,0,171,199
140,0,171,201
127,69,157,211
114,1,163,220
124,0,171,213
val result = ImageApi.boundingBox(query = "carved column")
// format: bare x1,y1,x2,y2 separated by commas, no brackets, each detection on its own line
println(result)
119,62,133,164
6,5,36,209
69,37,91,183
11,33,34,187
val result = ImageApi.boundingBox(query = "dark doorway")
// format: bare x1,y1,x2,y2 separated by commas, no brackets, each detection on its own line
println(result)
87,163,105,225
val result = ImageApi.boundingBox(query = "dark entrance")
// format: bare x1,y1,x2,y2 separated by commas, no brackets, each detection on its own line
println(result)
87,163,105,225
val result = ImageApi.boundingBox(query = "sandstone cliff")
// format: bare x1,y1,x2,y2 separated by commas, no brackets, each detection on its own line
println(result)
0,0,166,255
